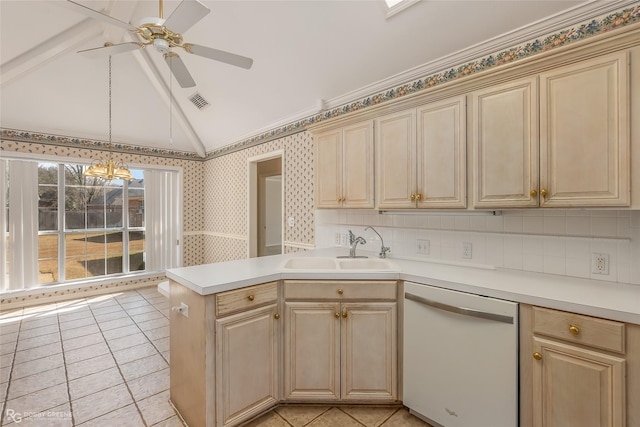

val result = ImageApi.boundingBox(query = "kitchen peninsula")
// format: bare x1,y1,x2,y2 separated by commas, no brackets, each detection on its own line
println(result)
167,248,640,427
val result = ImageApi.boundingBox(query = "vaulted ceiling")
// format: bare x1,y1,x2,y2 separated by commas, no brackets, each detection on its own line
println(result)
0,0,630,157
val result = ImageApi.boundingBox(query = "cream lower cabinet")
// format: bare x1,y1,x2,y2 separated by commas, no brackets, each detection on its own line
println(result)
520,305,640,427
474,51,630,208
215,303,280,427
375,95,466,209
314,121,374,208
283,280,398,402
169,281,280,427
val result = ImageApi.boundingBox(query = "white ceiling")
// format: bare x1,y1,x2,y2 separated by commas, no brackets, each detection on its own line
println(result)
0,0,628,157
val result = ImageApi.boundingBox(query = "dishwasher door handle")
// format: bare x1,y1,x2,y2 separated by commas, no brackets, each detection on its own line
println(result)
405,292,514,324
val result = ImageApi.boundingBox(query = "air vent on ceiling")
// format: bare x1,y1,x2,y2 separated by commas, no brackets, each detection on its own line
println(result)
188,92,210,110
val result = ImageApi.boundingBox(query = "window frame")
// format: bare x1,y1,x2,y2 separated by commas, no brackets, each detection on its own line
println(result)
1,151,182,293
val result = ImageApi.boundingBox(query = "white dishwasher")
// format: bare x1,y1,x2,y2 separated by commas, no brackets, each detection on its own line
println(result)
403,282,518,427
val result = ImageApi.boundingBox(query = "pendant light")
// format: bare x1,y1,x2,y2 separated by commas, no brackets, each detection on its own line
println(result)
83,55,134,181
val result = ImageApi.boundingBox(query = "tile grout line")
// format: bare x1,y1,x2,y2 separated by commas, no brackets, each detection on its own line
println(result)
335,407,367,427
85,292,149,427
0,309,22,427
57,300,79,427
378,406,403,427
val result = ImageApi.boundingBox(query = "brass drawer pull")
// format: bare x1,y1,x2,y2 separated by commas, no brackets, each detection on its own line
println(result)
247,295,255,301
569,325,580,335
540,189,548,197
274,313,280,320
530,189,537,197
533,352,542,361
415,193,422,201
334,312,340,319
410,194,415,201
337,289,343,295
342,309,348,319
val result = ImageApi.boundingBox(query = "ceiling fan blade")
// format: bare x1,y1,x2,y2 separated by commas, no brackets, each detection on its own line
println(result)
65,0,137,31
184,44,253,70
78,42,143,58
165,53,196,88
163,0,210,35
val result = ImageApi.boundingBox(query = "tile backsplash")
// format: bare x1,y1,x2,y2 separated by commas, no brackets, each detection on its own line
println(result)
316,209,640,285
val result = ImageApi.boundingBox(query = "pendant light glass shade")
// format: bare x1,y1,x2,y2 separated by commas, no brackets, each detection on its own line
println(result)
83,55,134,182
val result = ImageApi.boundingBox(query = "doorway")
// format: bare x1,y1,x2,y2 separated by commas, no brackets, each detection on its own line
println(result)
248,152,284,258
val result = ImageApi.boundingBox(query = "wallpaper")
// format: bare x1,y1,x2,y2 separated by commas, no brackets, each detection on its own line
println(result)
202,131,314,264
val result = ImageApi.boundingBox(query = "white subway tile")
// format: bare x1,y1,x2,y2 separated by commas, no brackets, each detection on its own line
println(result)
523,254,543,273
617,263,630,284
543,209,566,217
565,216,591,236
543,217,566,235
503,216,523,233
486,215,504,232
440,215,455,230
504,236,523,254
503,251,523,270
543,237,565,257
617,218,631,238
565,238,591,260
543,256,566,275
631,211,640,229
522,216,544,234
591,217,617,237
485,236,504,268
469,216,487,231
427,216,441,229
454,216,470,231
522,236,543,255
565,258,590,279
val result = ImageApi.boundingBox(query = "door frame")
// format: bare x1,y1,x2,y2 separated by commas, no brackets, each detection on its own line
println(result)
247,150,285,258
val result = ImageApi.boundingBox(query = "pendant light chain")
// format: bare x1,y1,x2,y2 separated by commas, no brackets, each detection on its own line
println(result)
108,55,112,148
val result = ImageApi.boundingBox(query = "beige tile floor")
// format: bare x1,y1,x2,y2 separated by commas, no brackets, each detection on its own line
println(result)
0,286,431,427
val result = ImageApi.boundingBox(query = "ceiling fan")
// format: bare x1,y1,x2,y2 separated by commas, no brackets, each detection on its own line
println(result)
67,0,253,88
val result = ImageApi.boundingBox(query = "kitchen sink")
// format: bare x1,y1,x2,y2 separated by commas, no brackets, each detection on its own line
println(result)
280,257,337,270
281,257,398,271
337,258,396,270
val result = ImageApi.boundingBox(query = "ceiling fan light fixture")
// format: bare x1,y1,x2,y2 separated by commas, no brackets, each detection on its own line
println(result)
153,38,170,54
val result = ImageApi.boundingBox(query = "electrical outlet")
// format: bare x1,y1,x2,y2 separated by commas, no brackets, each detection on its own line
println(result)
340,233,348,247
461,242,472,259
334,233,341,245
416,239,430,255
591,253,609,275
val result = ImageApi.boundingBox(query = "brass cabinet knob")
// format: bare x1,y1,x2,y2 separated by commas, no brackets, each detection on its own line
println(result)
342,310,348,318
533,352,542,361
274,313,280,320
337,289,343,295
569,325,580,335
410,194,416,201
540,189,548,197
334,312,340,319
530,189,538,197
247,295,255,301
416,193,423,201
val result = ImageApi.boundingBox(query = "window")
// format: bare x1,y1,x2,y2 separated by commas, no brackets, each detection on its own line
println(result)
384,0,420,18
1,156,180,292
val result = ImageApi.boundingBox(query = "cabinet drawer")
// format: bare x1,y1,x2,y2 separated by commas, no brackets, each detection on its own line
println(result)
284,280,397,301
216,281,278,317
533,306,625,353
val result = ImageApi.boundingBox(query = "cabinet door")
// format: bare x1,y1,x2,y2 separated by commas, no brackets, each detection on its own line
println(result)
215,304,280,427
417,96,467,208
473,77,539,208
341,302,397,401
342,121,374,208
284,302,341,401
539,52,630,207
532,337,625,427
315,130,343,208
375,109,417,209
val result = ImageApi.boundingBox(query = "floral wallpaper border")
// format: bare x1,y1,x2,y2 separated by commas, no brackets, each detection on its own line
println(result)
1,5,638,160
0,128,202,161
208,4,640,157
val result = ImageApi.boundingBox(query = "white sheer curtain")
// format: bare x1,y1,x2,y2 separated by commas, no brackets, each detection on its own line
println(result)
144,170,182,272
7,160,39,290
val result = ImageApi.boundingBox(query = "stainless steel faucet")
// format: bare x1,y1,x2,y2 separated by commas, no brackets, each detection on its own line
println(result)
348,230,366,258
365,226,390,258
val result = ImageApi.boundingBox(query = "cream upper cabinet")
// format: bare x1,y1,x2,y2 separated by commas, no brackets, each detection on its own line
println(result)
376,95,466,209
473,52,630,208
314,121,374,209
539,51,630,207
283,280,398,402
473,77,539,208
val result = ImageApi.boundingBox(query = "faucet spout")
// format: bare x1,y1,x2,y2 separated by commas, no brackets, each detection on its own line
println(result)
365,226,390,258
349,236,366,258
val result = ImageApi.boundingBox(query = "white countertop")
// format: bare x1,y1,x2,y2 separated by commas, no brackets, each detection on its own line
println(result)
166,248,640,324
